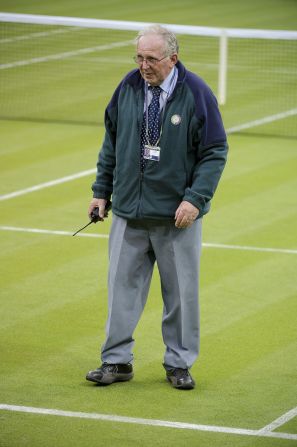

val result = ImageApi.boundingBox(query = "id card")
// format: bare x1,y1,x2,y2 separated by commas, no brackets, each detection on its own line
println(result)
143,144,161,161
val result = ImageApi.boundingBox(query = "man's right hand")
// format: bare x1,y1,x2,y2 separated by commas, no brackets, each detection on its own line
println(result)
88,198,108,220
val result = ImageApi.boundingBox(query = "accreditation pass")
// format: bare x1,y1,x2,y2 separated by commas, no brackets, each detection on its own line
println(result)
143,144,161,161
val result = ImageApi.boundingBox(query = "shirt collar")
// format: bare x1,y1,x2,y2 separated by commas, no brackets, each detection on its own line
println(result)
148,66,176,93
160,67,176,94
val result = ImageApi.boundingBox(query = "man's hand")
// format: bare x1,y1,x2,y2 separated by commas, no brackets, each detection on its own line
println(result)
88,198,108,221
175,201,199,228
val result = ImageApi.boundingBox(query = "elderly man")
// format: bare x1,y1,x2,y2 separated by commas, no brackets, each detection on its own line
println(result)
86,25,228,389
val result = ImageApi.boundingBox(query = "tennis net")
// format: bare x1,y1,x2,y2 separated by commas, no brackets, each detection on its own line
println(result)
1,13,296,137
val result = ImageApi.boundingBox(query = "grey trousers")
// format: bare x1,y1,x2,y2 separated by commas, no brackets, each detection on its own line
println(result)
101,214,202,369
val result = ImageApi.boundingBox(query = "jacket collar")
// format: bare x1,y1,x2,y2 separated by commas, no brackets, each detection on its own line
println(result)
125,60,187,90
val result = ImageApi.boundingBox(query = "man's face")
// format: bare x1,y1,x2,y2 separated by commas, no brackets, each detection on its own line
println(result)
136,34,177,86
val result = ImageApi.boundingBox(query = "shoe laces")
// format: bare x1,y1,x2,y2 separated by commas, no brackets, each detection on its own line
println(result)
101,363,116,372
171,368,189,379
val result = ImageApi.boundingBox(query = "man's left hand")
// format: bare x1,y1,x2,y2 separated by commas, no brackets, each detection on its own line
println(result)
175,201,199,228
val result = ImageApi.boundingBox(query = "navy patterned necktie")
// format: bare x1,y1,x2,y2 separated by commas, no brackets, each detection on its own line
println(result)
140,86,162,172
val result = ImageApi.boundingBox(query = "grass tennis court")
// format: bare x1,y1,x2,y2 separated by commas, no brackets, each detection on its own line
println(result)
0,1,297,446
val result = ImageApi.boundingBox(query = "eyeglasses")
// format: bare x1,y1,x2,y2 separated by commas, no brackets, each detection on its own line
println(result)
133,55,168,66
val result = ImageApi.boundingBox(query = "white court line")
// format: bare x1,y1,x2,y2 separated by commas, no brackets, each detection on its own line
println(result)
203,242,297,255
0,39,133,70
0,110,296,202
0,226,296,254
226,108,297,134
0,168,96,201
0,226,108,239
257,407,297,434
0,27,79,44
0,404,296,441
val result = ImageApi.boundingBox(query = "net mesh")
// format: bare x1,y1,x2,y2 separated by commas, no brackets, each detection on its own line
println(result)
0,20,296,137
225,37,297,137
0,23,136,126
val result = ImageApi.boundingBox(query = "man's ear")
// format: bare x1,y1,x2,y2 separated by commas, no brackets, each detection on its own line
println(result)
170,54,178,66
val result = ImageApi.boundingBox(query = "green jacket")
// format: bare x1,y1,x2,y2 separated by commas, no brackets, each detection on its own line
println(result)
92,61,228,219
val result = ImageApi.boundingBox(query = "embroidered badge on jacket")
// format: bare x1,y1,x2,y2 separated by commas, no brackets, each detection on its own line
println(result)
171,114,182,125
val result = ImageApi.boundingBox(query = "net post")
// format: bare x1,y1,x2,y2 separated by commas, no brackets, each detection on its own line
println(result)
218,29,228,105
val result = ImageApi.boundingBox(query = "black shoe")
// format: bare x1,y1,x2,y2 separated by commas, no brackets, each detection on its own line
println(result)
86,363,133,385
165,366,195,390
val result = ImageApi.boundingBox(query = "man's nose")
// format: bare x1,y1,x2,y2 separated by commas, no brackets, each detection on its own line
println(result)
141,59,150,68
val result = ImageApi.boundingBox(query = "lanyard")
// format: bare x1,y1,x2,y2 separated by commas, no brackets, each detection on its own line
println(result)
144,66,177,146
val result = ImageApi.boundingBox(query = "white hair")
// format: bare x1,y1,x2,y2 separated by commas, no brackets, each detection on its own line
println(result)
135,24,179,56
